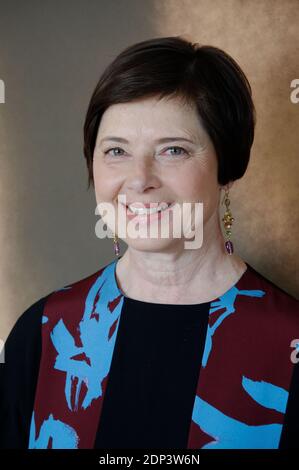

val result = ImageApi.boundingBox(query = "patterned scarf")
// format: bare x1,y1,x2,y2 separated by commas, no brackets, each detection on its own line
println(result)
29,259,298,448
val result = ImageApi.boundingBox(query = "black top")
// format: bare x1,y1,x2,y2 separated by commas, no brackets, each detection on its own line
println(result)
95,297,210,449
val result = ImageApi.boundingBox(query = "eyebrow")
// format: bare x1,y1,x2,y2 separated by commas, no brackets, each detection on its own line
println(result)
99,136,196,145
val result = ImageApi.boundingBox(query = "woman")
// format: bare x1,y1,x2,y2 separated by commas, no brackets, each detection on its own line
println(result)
0,36,298,450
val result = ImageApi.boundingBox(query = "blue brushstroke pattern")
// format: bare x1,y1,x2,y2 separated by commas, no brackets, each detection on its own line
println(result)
50,261,124,411
242,376,288,414
192,395,282,449
29,412,78,449
202,287,265,367
42,316,48,324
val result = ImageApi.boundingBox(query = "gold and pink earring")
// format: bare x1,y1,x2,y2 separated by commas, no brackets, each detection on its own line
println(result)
113,232,121,258
221,187,234,255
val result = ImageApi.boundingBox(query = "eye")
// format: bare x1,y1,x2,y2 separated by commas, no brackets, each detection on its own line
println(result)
163,146,189,157
104,147,126,157
103,145,189,158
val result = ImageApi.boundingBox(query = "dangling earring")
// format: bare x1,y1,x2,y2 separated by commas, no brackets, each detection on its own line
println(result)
113,232,120,258
221,187,234,255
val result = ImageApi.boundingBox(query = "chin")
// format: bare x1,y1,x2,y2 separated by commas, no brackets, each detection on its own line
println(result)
125,236,180,252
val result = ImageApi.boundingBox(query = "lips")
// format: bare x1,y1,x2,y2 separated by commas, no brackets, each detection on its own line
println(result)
121,201,174,217
128,202,172,213
125,202,172,209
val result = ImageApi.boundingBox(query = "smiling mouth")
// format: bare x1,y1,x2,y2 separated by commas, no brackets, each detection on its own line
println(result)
121,202,175,216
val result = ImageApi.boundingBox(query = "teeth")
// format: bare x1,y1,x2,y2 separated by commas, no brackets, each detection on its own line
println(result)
128,203,171,215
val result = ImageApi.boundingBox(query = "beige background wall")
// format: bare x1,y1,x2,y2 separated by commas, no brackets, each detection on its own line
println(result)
0,0,298,341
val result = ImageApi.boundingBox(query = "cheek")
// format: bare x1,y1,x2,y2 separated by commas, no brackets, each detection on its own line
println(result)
93,158,118,202
174,159,218,202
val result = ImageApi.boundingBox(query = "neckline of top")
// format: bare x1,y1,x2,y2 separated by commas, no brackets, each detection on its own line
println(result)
110,256,250,307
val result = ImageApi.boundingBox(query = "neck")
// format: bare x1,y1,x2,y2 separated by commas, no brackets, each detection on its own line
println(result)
115,211,247,304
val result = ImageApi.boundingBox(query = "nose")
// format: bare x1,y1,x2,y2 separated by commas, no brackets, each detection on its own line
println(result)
124,158,160,193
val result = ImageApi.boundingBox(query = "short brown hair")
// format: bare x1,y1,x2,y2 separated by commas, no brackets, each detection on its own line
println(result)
83,36,256,189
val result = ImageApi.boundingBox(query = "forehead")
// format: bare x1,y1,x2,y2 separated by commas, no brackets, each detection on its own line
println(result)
97,95,205,141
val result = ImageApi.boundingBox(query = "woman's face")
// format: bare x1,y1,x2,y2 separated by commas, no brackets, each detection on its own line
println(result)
93,95,222,252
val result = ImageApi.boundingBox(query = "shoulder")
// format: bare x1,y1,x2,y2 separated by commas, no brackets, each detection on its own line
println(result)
7,261,119,338
4,258,120,354
234,262,299,361
3,293,52,359
41,259,122,331
242,262,299,317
